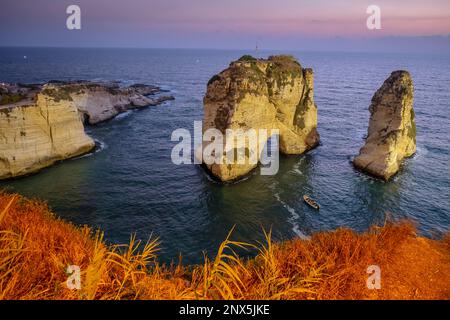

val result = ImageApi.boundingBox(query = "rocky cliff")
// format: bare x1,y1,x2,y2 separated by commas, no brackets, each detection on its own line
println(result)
353,71,416,181
0,81,174,179
39,81,174,124
0,90,95,179
202,55,320,181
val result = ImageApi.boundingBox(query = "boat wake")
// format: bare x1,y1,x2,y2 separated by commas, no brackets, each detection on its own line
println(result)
290,168,303,176
273,191,310,240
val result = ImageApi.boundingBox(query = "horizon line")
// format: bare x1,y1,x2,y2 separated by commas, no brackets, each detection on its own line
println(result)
1,45,450,55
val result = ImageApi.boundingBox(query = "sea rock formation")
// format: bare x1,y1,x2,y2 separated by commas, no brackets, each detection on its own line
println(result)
353,71,416,181
38,81,174,124
0,88,95,179
0,81,174,179
201,55,320,181
0,81,174,124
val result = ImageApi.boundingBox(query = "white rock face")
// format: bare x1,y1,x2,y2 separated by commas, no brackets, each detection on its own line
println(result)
0,94,95,179
39,82,174,124
353,71,416,181
202,55,320,181
0,81,174,179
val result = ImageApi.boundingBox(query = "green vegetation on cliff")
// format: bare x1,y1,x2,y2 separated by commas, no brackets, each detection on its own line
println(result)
0,93,24,105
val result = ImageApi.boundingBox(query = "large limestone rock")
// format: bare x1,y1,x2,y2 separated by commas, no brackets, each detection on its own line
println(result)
0,81,174,179
0,81,174,125
202,55,320,181
354,71,416,181
0,91,95,179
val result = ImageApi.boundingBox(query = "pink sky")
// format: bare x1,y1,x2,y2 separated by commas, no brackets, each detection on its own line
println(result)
69,0,450,37
1,0,450,50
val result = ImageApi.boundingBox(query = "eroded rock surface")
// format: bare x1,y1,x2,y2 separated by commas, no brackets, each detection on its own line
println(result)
353,71,416,181
0,81,174,124
202,55,320,181
0,90,95,179
0,81,174,179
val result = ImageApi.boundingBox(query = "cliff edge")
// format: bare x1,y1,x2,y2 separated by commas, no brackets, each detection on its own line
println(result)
0,87,95,179
0,81,174,179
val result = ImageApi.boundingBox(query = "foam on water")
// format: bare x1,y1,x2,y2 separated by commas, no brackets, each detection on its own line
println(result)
273,192,310,240
114,110,133,120
71,139,108,160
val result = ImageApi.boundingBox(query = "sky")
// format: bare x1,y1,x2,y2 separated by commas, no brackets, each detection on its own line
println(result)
1,0,450,52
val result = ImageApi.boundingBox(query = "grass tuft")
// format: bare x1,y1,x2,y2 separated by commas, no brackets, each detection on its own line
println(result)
0,191,449,300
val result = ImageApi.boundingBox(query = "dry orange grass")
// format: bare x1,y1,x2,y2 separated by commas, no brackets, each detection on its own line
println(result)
0,191,449,300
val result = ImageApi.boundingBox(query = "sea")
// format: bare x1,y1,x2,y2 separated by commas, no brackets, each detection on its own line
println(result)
0,47,449,264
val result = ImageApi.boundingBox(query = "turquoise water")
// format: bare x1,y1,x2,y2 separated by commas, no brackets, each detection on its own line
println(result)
0,48,449,264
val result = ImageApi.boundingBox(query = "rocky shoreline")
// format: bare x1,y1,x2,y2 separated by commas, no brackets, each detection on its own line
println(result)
0,81,174,179
0,56,417,182
0,81,174,124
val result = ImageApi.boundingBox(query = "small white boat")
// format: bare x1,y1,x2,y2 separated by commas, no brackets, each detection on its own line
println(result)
303,195,320,210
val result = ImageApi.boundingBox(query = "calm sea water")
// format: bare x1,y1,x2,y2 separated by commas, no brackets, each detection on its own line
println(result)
0,48,449,264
